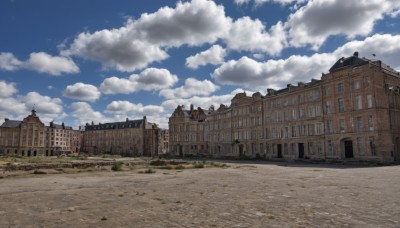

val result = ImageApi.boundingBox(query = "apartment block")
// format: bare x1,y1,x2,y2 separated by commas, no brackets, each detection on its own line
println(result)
82,116,160,156
0,109,82,156
169,53,400,162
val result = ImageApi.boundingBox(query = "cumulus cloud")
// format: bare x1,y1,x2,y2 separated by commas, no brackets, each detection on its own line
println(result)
0,53,22,71
161,88,252,110
0,91,66,124
285,0,400,49
159,78,220,99
213,34,400,90
0,52,79,76
224,17,287,55
106,101,164,116
63,0,229,71
70,102,108,125
0,81,17,97
100,68,178,94
234,0,301,6
24,52,79,76
64,83,101,102
185,45,226,69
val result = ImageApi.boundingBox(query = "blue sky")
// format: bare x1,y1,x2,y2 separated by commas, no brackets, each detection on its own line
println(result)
0,0,399,129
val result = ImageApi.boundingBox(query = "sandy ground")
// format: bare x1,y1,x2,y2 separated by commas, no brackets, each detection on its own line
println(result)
0,162,399,228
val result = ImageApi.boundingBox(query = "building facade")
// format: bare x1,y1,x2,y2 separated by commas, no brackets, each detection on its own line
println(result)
82,116,160,156
0,109,82,156
169,53,400,162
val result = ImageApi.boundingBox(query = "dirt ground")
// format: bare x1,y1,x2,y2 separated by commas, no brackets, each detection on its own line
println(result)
1,162,399,228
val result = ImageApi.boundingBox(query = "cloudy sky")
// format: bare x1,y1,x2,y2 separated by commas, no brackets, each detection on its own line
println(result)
1,0,400,129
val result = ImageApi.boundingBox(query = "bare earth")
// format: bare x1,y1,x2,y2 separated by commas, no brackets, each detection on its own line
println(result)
1,162,400,228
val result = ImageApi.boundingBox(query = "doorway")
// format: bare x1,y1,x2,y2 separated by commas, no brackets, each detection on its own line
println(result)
344,140,354,158
298,143,305,158
277,144,282,158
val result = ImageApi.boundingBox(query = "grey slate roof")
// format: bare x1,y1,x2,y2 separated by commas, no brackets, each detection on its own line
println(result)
85,119,144,131
1,120,22,128
329,55,368,72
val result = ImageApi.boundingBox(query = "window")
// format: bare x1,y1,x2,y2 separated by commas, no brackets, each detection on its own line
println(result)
365,77,370,87
354,80,360,90
326,100,332,114
299,108,305,119
308,142,314,155
369,137,376,156
308,124,314,135
357,137,364,156
308,106,315,118
327,140,334,156
357,116,363,129
368,115,374,131
325,86,332,96
339,119,346,132
316,123,324,135
338,98,345,112
292,109,297,120
326,120,333,134
356,96,362,110
291,126,297,137
315,105,322,117
337,82,344,93
367,95,373,108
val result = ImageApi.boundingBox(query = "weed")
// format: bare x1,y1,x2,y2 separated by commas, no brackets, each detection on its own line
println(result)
193,162,204,168
111,162,123,171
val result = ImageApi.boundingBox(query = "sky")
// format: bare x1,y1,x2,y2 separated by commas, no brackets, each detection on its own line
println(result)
0,0,400,129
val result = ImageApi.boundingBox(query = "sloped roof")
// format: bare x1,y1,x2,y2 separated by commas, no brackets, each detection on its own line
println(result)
329,55,368,73
85,119,144,131
1,120,22,128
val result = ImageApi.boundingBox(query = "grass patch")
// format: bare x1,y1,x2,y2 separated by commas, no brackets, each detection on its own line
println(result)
158,165,173,170
111,162,123,171
193,162,204,168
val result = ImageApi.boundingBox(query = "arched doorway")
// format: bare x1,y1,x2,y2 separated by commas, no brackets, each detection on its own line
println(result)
33,151,37,156
28,150,31,157
341,138,354,158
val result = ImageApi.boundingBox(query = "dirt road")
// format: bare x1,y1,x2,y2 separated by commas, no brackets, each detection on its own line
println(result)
1,162,399,227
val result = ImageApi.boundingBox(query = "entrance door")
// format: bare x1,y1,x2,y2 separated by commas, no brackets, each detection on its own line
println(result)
344,140,354,158
298,143,304,158
178,145,183,157
277,144,282,158
239,145,244,156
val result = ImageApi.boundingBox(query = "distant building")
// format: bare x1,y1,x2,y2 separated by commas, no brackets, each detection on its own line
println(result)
82,116,160,156
0,109,82,156
158,129,169,154
169,53,400,162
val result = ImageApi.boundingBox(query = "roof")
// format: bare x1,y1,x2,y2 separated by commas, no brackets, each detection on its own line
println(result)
329,54,368,72
50,123,73,130
1,120,22,128
85,119,144,131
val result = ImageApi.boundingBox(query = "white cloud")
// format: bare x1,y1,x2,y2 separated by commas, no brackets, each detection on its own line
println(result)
285,0,400,49
63,0,229,71
0,52,79,76
70,102,108,125
234,0,301,6
159,78,220,99
0,81,17,97
224,17,287,55
161,88,251,110
186,45,226,69
106,101,164,116
64,83,101,102
0,53,22,71
100,68,178,94
213,34,400,90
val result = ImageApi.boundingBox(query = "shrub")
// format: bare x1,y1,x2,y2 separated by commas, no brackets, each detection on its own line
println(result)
111,162,123,171
193,162,204,168
139,168,156,174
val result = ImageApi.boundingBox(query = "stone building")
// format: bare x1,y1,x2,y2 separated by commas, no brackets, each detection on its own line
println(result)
82,116,160,156
0,109,82,156
169,105,208,156
158,129,169,154
169,53,400,162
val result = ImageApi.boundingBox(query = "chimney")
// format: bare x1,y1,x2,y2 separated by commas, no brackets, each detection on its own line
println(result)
353,51,359,57
190,104,194,112
126,118,129,122
4,118,9,122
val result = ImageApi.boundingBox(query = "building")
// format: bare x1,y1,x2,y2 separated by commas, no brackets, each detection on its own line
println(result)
0,109,82,156
82,116,160,156
169,53,400,162
158,129,169,154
